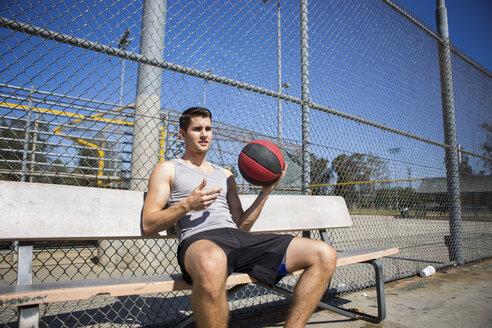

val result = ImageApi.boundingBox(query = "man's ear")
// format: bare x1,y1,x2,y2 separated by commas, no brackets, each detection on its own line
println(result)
179,128,185,140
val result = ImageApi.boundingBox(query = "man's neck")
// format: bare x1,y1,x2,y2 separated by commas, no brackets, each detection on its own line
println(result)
180,152,208,168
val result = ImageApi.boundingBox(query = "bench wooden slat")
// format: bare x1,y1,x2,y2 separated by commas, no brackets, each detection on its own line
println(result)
335,247,399,266
0,247,398,308
0,181,352,241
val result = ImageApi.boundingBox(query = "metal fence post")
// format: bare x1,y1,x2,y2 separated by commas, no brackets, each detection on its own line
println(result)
277,0,283,140
100,0,167,271
300,0,311,195
130,0,167,191
435,0,464,265
20,85,35,182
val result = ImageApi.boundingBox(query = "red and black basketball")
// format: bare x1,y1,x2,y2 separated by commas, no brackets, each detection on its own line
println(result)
238,140,285,186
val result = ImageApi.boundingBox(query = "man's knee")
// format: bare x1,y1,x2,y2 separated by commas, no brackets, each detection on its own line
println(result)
286,238,337,273
185,242,228,287
315,242,337,271
302,239,337,270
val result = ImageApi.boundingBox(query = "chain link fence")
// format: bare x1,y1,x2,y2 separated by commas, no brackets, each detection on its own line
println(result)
1,0,491,326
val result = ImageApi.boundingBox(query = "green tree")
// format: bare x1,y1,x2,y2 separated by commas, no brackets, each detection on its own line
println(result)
310,154,332,195
398,187,417,209
0,117,50,182
481,123,492,173
331,153,387,208
50,158,79,185
459,155,473,177
73,145,103,187
228,165,239,178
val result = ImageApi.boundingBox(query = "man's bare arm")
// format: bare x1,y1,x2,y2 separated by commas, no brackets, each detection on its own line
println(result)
226,163,287,231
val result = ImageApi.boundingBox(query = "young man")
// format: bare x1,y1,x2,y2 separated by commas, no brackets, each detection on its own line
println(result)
142,107,337,328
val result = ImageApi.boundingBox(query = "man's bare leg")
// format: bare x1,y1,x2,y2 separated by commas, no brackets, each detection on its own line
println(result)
184,240,229,328
284,237,337,328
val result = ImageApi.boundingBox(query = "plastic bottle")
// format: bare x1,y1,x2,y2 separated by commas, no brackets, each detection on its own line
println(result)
419,265,436,277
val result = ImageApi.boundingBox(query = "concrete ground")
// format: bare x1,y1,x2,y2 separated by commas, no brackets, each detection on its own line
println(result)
229,258,492,328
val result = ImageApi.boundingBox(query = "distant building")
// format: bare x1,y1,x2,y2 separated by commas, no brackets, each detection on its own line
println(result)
417,175,492,213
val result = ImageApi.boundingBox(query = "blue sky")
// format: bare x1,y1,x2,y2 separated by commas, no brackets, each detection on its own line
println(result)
1,0,489,181
397,0,492,72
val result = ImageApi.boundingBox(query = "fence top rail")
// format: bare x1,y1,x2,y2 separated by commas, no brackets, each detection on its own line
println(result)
0,181,352,241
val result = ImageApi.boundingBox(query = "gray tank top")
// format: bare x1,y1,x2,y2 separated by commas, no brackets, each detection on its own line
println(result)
168,159,238,243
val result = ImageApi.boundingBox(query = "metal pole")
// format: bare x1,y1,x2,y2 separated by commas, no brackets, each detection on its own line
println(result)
300,0,311,195
203,69,211,106
104,4,166,271
119,60,126,106
389,147,400,210
29,111,39,183
164,110,170,160
130,0,166,191
277,0,283,140
435,0,464,264
203,79,207,106
21,85,34,182
17,242,39,327
118,29,131,106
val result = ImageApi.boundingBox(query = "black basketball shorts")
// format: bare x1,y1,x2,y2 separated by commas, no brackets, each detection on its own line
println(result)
177,228,295,287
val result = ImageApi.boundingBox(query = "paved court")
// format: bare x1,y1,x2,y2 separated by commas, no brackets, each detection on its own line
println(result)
229,258,492,328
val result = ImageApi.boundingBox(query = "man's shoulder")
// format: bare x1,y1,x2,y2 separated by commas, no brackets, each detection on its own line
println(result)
153,160,176,175
222,166,233,178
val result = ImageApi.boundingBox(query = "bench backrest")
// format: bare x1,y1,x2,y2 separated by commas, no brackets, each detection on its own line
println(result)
0,181,352,241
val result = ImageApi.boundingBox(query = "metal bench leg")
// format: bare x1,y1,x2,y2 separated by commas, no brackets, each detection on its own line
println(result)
174,312,194,328
17,242,40,328
370,259,386,322
256,258,386,324
317,259,386,323
19,306,40,328
174,283,250,328
322,259,386,323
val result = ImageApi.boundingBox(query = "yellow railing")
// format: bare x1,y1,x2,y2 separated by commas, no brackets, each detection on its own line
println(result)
1,101,166,186
311,177,425,187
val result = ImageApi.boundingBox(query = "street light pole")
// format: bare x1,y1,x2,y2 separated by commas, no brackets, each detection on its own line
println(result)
118,29,131,106
276,0,282,140
262,0,288,141
203,69,211,106
389,147,401,210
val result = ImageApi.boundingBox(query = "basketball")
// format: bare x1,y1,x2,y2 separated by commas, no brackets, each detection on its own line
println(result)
238,140,285,186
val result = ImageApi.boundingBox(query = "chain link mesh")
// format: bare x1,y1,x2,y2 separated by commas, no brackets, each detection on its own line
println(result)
1,0,491,326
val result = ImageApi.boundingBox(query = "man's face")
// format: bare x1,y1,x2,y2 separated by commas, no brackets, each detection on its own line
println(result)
180,115,213,154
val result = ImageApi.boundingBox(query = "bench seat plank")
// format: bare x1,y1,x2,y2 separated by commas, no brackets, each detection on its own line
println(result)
335,247,399,266
0,247,398,308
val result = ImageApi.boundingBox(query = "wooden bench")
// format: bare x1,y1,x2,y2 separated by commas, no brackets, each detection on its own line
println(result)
0,181,399,327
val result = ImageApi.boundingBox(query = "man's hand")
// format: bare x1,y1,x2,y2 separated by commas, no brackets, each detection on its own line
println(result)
186,178,222,210
261,162,288,194
230,162,288,231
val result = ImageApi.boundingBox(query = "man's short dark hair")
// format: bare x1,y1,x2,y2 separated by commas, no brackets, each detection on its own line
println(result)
179,107,212,131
